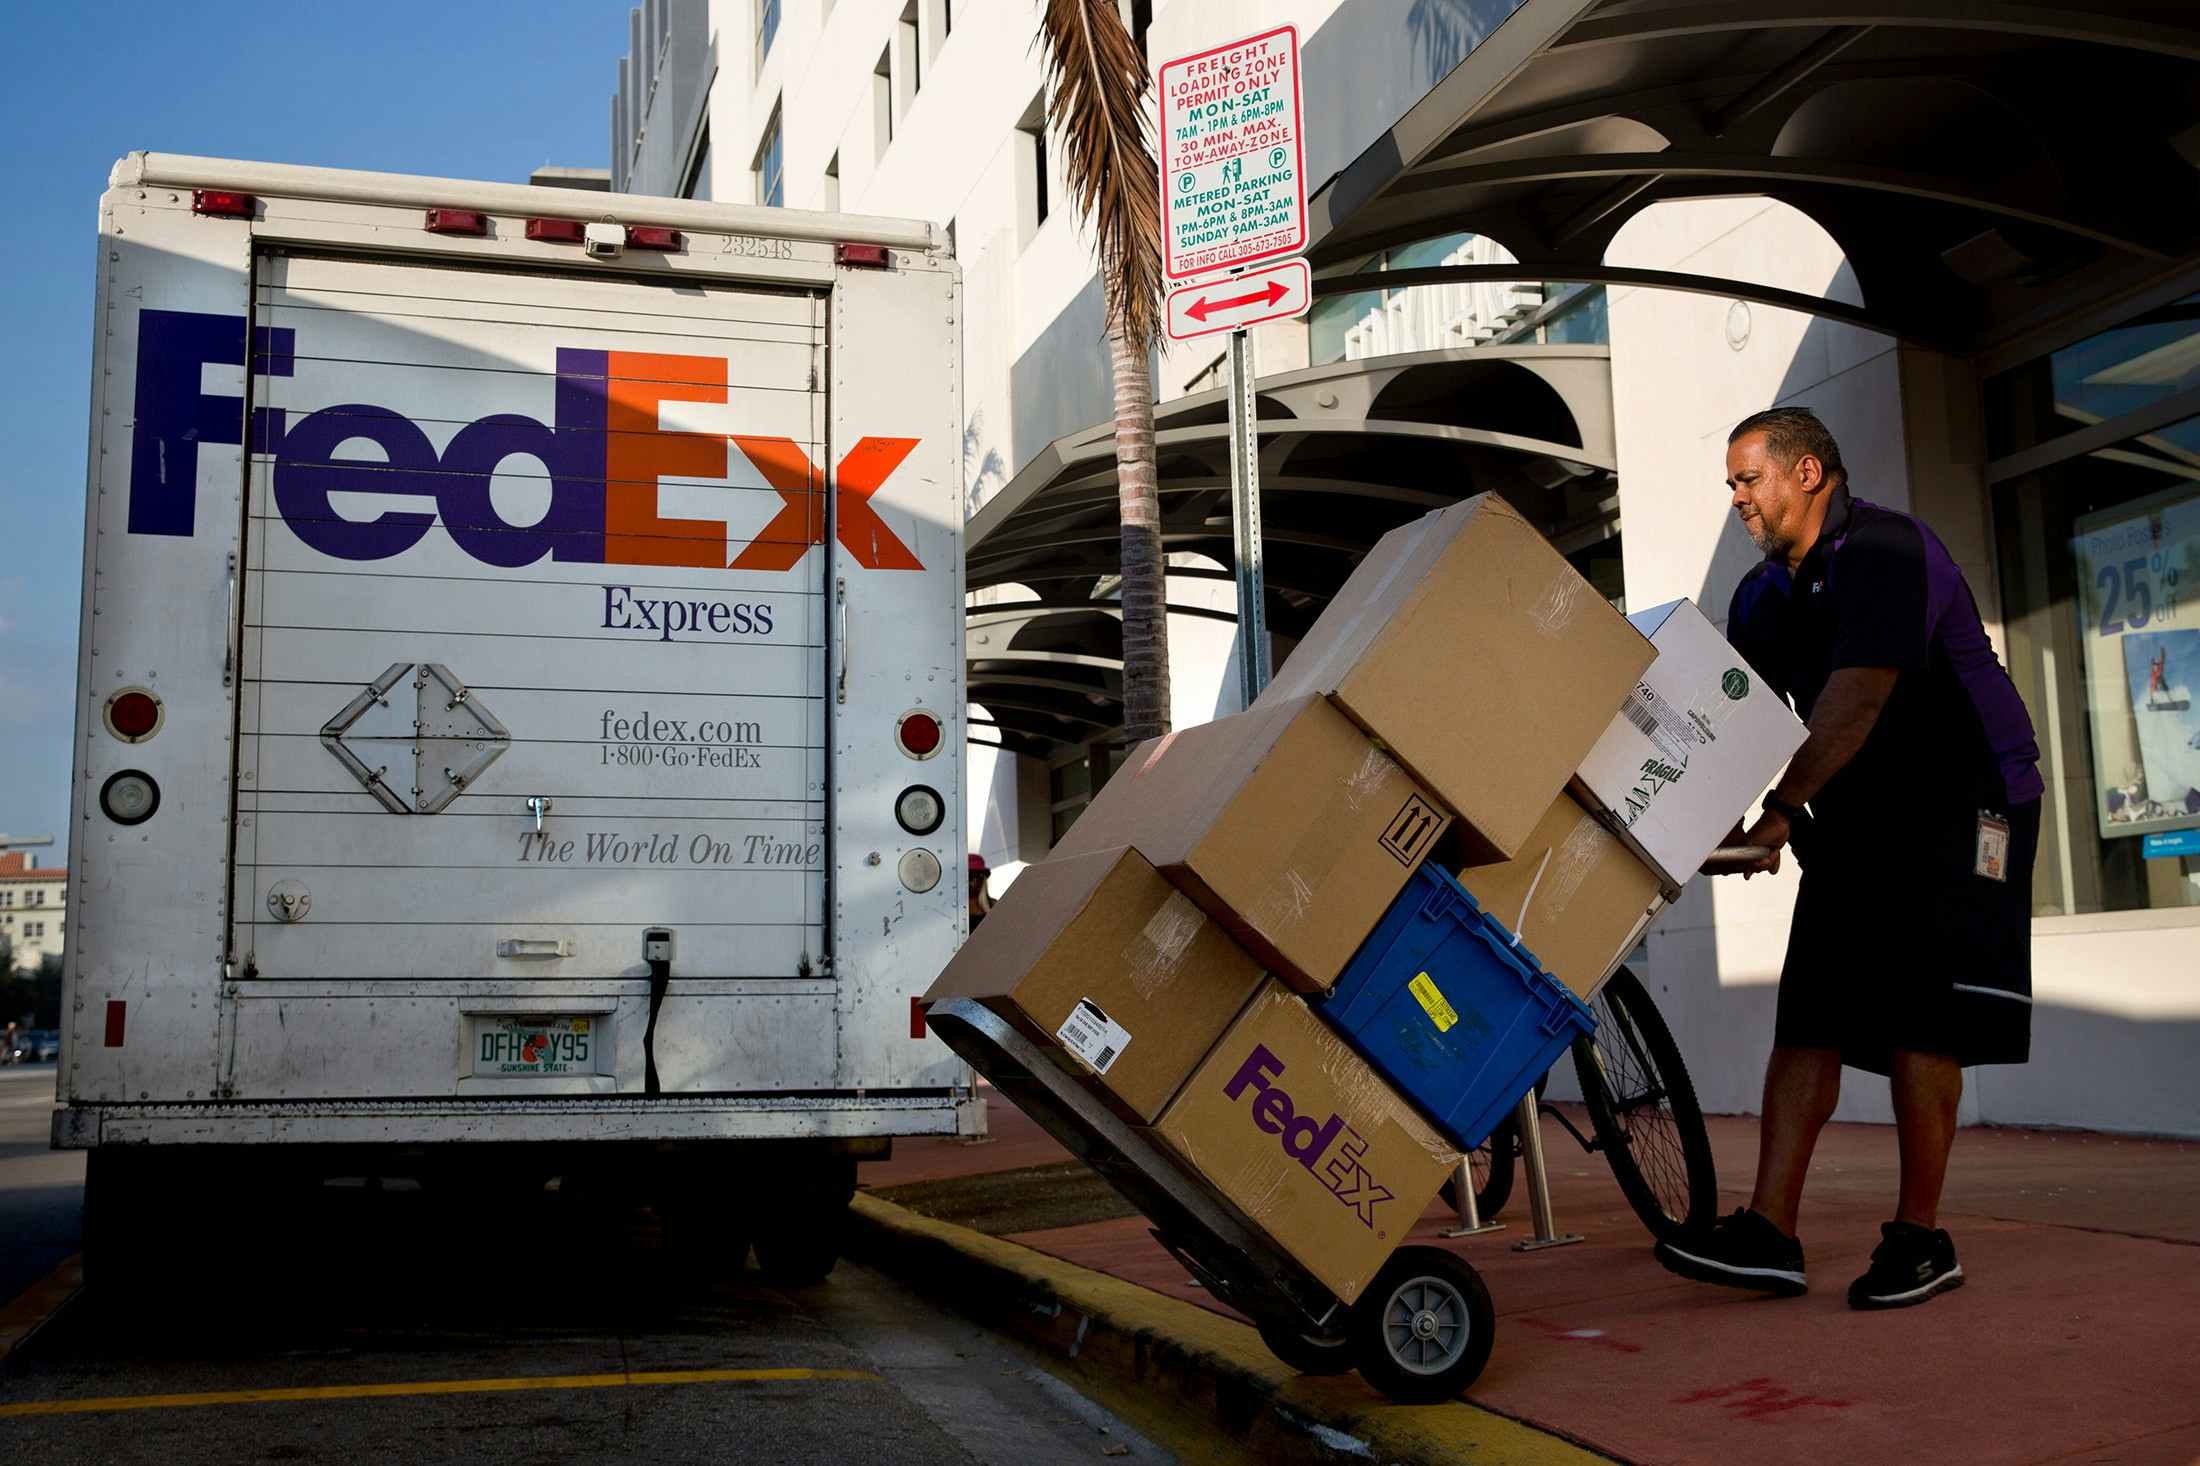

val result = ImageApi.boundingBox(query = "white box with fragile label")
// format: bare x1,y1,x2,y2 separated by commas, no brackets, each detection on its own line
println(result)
1571,599,1808,892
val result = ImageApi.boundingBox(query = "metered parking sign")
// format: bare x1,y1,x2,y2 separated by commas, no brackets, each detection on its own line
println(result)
1159,25,1307,280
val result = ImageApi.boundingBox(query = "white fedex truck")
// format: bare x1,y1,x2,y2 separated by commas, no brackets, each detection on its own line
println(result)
57,153,976,1277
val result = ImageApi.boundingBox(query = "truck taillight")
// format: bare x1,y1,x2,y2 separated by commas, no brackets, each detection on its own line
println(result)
425,208,489,236
192,189,255,219
104,688,164,743
837,243,891,269
627,226,682,251
896,710,943,760
526,218,586,243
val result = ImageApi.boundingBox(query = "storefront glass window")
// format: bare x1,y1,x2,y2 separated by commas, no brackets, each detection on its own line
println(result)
1986,293,2200,459
1992,412,2200,916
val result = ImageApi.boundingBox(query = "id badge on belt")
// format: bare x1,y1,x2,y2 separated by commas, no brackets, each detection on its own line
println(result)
1975,811,2011,882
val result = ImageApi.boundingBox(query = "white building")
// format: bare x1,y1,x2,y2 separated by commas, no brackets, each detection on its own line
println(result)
0,852,67,972
608,0,2200,1137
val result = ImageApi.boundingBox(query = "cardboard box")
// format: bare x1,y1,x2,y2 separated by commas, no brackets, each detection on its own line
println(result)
1052,695,1452,993
923,847,1265,1124
1571,599,1809,891
1143,980,1458,1306
1455,792,1665,999
1254,494,1653,861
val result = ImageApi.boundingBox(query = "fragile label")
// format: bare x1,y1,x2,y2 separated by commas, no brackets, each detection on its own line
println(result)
1057,999,1132,1074
1408,971,1458,1034
1975,811,2011,882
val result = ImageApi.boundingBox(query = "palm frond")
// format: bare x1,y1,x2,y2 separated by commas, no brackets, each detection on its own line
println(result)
1036,0,1163,349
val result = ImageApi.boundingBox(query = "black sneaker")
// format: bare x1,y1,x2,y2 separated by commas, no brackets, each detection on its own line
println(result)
1847,1222,1964,1309
1653,1208,1808,1296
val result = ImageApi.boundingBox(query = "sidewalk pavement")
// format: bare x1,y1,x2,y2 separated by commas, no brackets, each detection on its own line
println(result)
862,1090,2200,1466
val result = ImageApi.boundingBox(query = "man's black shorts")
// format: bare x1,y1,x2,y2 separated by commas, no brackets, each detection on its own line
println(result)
1775,799,2039,1075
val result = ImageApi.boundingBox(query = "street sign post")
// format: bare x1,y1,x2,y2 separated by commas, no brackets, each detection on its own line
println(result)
1157,24,1309,707
1164,259,1311,342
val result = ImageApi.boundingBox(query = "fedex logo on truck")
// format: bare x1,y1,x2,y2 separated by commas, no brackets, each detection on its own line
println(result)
126,309,922,571
1224,1043,1397,1235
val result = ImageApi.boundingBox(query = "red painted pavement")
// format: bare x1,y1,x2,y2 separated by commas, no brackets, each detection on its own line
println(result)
865,1089,2200,1465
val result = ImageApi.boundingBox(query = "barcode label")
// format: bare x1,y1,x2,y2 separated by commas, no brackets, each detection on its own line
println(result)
1622,699,1662,737
1055,999,1132,1075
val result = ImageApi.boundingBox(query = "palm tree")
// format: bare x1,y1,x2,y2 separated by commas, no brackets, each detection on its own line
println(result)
1036,0,1172,743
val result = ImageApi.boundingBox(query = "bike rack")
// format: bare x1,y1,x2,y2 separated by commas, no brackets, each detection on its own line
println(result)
1510,1088,1584,1251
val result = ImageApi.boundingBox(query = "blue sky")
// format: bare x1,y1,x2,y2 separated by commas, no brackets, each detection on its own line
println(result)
0,2,628,861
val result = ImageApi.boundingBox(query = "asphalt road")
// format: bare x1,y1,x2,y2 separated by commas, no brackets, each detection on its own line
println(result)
0,1081,1178,1466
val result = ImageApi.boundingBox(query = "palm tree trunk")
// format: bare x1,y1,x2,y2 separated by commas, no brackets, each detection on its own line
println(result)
1108,315,1171,744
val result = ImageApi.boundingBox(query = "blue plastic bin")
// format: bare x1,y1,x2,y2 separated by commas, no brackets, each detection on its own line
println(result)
1319,864,1596,1151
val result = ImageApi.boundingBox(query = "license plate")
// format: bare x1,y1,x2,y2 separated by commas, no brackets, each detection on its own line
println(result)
475,1015,594,1076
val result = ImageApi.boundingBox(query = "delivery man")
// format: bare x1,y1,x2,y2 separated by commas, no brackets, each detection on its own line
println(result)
1653,406,2042,1310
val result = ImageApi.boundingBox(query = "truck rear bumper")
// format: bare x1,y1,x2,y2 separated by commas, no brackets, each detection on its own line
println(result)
54,1090,983,1149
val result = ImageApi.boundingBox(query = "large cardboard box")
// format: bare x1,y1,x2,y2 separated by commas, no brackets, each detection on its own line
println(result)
1052,695,1452,993
1143,980,1458,1305
1455,792,1664,999
923,847,1265,1124
1254,494,1654,861
1571,599,1809,891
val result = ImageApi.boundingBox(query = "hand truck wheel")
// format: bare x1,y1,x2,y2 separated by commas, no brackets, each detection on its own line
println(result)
1256,1319,1357,1375
1350,1246,1495,1403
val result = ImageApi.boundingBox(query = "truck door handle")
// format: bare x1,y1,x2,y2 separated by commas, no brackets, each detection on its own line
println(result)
223,551,238,688
836,576,849,706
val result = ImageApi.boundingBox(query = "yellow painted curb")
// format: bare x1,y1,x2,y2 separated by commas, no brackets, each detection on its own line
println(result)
849,1192,1610,1466
0,1254,82,1367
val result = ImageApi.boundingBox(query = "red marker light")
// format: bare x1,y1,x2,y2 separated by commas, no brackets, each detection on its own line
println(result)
897,710,943,759
627,225,682,251
425,208,489,236
106,690,161,741
526,218,586,243
837,243,891,269
192,189,255,219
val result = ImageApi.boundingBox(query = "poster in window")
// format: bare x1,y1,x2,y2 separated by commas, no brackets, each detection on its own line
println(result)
2073,485,2200,839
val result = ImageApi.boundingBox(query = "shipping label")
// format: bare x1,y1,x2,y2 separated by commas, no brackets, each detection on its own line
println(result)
1057,999,1132,1074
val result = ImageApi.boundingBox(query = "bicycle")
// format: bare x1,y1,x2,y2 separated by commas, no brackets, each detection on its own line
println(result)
1442,963,1718,1243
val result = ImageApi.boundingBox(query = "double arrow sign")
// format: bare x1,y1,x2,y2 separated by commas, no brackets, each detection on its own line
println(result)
1164,259,1313,343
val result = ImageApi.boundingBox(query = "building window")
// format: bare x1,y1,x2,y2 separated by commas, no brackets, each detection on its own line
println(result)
1540,284,1609,345
754,106,784,208
1015,93,1049,246
901,1,921,96
1990,298,2200,917
682,127,712,201
26,890,41,907
0,891,11,907
24,923,41,940
1123,0,1153,62
874,46,894,154
823,152,840,213
756,0,780,69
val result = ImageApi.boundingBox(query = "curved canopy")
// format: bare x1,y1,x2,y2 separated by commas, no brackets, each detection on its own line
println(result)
966,346,1616,758
1306,1,2200,357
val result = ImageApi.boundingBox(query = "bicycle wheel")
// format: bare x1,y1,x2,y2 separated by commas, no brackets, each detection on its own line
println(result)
1573,965,1717,1241
1436,1114,1518,1221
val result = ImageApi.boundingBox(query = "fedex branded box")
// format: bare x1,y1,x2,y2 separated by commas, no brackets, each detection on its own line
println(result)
1142,980,1457,1305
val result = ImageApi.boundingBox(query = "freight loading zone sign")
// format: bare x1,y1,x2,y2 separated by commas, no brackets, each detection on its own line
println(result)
1159,25,1307,280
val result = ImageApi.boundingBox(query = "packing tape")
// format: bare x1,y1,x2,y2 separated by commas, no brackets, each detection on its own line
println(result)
1545,815,1607,913
1528,567,1582,637
1124,890,1206,999
1341,743,1395,811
